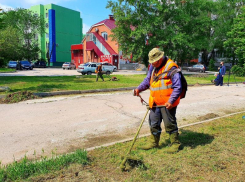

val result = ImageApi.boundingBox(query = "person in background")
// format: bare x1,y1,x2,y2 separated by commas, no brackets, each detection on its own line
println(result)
218,61,226,86
96,63,104,82
213,61,226,86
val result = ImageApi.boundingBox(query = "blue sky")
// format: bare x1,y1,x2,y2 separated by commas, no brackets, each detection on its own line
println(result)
0,0,113,34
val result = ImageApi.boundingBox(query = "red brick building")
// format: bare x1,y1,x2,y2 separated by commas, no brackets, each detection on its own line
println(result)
72,15,119,68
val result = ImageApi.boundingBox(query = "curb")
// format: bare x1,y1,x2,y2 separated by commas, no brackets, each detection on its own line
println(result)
33,87,136,97
1,82,243,99
33,82,243,98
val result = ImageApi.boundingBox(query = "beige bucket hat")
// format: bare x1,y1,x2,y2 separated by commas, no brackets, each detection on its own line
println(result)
148,48,164,63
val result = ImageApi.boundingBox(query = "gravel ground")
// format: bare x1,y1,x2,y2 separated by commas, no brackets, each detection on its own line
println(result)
0,84,245,165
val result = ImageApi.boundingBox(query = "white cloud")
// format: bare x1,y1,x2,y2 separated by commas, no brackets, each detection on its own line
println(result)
83,23,90,34
0,3,14,11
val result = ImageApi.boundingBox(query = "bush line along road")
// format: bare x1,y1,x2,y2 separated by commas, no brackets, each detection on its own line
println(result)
0,81,245,165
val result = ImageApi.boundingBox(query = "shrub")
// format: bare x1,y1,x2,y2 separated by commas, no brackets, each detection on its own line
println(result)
209,59,215,71
231,65,245,77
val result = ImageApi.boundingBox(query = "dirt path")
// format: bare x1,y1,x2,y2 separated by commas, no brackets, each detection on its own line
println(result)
0,84,245,165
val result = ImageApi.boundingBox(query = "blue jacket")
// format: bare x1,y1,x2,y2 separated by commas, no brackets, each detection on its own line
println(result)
219,65,226,76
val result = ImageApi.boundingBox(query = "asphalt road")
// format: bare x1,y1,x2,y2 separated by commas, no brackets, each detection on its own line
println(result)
0,68,147,76
0,68,216,76
0,84,245,165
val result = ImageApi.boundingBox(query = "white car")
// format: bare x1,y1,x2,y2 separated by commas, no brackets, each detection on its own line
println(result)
77,62,113,75
62,62,76,70
101,62,117,72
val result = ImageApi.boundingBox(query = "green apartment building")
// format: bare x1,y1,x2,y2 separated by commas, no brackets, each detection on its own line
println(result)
30,4,83,66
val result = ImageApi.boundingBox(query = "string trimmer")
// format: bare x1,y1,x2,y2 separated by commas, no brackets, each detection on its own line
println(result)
120,90,149,171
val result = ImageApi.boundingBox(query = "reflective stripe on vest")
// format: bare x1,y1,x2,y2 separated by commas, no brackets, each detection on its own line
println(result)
149,59,180,108
149,60,174,91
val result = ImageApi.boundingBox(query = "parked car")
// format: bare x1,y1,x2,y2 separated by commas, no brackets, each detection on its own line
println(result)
186,64,206,73
101,62,117,72
77,62,113,75
33,61,47,68
62,62,76,70
7,61,17,69
19,60,33,70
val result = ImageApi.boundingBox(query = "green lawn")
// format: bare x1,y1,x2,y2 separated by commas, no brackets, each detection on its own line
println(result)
1,113,244,181
0,68,16,73
0,74,244,94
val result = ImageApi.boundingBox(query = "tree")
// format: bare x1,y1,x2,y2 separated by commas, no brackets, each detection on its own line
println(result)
224,5,245,67
1,8,45,62
0,9,5,30
0,26,22,67
213,0,244,65
107,0,217,66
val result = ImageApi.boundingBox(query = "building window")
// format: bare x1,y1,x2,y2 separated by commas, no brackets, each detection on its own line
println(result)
101,32,108,41
46,23,49,28
46,33,49,38
46,13,48,18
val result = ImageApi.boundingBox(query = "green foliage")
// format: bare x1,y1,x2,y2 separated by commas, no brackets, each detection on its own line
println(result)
0,11,5,30
231,64,245,77
107,0,217,66
0,8,45,66
209,59,216,71
224,6,245,67
0,26,23,67
0,149,88,181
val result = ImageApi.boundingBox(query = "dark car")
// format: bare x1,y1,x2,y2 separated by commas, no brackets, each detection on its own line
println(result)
186,64,206,73
33,61,47,68
20,60,33,70
7,61,17,69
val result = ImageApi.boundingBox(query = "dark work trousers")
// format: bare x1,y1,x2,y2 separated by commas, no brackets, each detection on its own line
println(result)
219,76,224,86
149,106,178,136
96,72,104,81
215,73,224,86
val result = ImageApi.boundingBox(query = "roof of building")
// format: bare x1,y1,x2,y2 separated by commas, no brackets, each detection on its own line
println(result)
87,19,116,33
71,44,83,50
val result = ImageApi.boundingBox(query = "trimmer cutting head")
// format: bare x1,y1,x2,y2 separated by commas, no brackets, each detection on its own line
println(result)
120,155,144,171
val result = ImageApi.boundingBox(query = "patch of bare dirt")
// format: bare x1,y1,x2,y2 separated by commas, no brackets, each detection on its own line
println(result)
194,83,202,86
197,113,220,121
190,74,209,78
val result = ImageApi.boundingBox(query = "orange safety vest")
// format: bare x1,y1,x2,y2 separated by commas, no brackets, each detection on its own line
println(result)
149,59,180,108
96,65,102,73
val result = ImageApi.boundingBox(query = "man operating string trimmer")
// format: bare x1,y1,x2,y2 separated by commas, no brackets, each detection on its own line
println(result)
134,48,184,153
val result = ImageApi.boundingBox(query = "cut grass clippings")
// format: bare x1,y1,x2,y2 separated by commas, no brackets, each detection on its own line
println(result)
0,91,39,104
10,112,245,182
